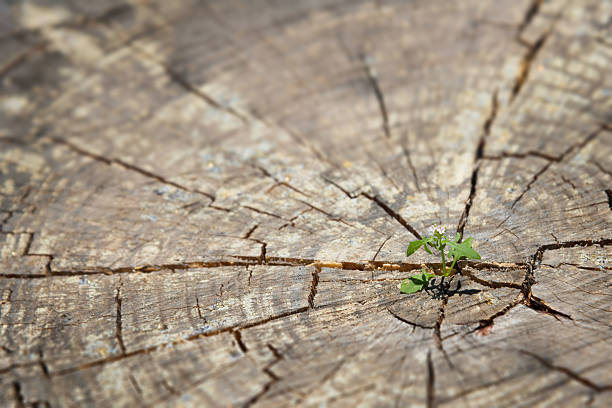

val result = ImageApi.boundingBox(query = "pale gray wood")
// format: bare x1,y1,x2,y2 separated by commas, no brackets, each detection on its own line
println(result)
0,0,610,407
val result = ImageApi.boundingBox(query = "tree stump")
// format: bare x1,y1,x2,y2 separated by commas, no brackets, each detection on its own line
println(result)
1,0,611,406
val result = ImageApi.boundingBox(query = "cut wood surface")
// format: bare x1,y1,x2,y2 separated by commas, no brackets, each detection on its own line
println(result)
1,0,611,407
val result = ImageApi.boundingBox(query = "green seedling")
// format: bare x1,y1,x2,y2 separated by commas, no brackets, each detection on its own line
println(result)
400,225,481,294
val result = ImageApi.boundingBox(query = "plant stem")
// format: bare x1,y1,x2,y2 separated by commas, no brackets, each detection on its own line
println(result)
450,258,457,271
448,257,458,277
440,246,447,275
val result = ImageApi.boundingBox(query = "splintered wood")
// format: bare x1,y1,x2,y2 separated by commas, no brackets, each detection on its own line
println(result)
0,0,610,407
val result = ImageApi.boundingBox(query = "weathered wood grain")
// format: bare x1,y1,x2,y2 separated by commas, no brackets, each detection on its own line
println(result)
0,0,610,407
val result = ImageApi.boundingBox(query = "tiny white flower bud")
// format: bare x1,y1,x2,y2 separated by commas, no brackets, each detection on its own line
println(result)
428,224,446,235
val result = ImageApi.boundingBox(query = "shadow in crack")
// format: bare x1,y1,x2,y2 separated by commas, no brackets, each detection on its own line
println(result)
423,277,482,299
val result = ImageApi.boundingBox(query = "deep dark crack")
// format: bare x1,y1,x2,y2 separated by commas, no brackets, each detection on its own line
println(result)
0,257,540,280
54,306,308,377
386,306,435,330
12,382,25,408
320,177,422,238
511,126,603,208
243,225,258,239
400,136,421,192
242,205,287,221
517,0,543,39
426,351,435,408
361,54,391,139
520,350,612,392
530,238,611,269
115,280,126,355
460,268,522,289
516,238,612,320
512,33,548,101
434,297,448,351
361,192,422,239
254,163,312,198
470,293,524,336
233,330,249,353
242,344,284,407
482,150,561,162
128,374,143,396
38,349,50,378
308,264,321,308
296,199,355,228
372,236,391,262
525,295,572,320
49,137,216,201
0,41,48,77
457,91,498,240
594,160,612,178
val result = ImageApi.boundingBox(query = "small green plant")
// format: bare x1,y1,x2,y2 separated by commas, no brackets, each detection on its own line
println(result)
400,225,481,294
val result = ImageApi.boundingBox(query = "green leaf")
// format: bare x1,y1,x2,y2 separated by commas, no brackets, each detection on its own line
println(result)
407,237,438,257
400,269,435,294
419,267,435,281
446,237,481,260
454,232,461,242
422,272,435,280
406,239,427,257
400,277,425,293
408,274,424,284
